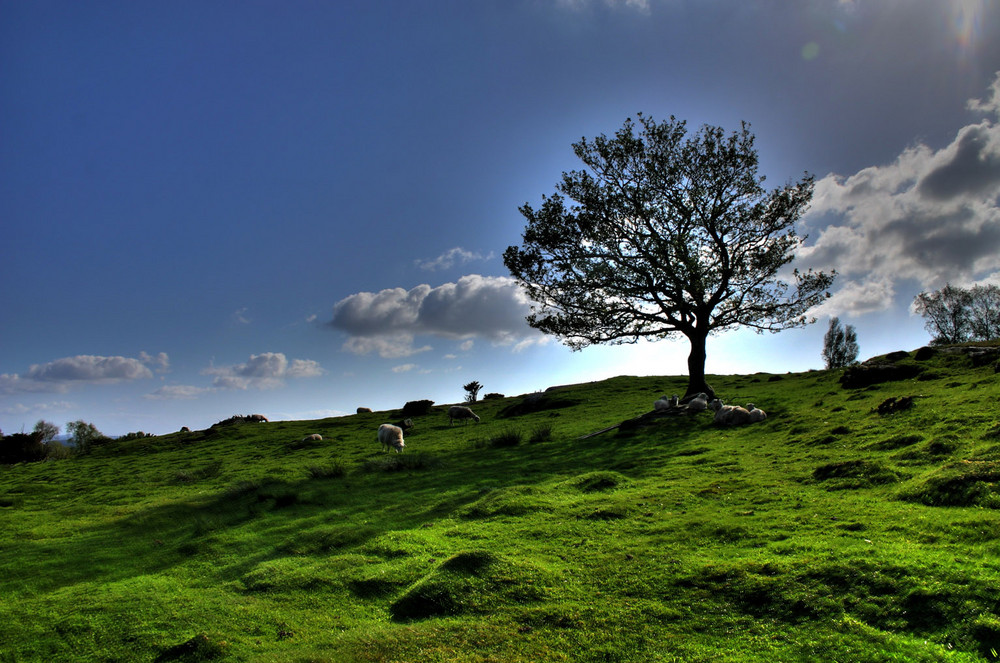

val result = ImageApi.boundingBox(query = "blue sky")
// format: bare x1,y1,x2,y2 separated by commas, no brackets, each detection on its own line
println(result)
2,0,999,436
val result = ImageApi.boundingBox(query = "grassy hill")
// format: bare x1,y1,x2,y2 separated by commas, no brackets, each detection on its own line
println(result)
2,343,1000,662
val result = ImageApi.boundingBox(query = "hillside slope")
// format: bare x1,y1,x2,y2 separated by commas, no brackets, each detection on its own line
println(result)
2,344,999,662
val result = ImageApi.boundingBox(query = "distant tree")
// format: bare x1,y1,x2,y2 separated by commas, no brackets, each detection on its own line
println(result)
822,317,859,369
463,381,483,403
33,420,60,444
913,284,974,344
968,284,1000,342
66,420,108,454
504,114,834,398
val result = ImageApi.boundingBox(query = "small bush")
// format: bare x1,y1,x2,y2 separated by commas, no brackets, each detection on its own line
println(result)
528,424,553,443
489,427,523,448
401,400,434,417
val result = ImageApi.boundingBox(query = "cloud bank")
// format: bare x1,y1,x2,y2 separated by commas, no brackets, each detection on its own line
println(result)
799,72,1000,317
0,353,167,395
330,274,544,358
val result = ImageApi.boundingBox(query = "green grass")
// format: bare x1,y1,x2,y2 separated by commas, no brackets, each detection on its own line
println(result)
2,345,1000,661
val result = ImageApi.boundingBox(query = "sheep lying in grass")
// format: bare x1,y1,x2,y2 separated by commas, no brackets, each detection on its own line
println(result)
685,393,709,413
654,395,679,411
378,423,406,453
302,434,323,442
448,405,481,425
709,399,754,426
746,403,767,423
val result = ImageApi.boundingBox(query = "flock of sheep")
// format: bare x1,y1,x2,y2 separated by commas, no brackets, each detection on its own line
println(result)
654,393,767,426
294,392,766,454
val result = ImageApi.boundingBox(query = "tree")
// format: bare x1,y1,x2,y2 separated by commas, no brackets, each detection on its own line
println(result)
463,381,483,403
503,114,834,397
913,283,1000,344
66,420,107,454
33,420,60,444
822,317,859,369
968,284,1000,342
913,284,974,344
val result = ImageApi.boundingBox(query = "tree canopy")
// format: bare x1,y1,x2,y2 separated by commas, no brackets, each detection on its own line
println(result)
913,283,1000,344
822,317,859,369
504,114,834,397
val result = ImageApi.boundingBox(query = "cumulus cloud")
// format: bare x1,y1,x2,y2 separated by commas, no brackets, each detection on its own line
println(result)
798,72,1000,316
203,352,324,390
415,247,494,272
0,353,165,395
330,274,544,356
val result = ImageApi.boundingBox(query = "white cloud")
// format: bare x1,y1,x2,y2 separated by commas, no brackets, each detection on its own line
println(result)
0,401,74,415
415,247,493,272
0,353,164,395
203,352,324,390
392,363,417,373
330,274,545,356
798,72,1000,316
145,385,214,400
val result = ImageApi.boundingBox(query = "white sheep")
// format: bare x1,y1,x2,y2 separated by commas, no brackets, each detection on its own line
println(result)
448,405,481,425
685,393,709,413
302,433,323,442
709,399,754,426
654,395,679,411
378,423,405,453
746,403,767,423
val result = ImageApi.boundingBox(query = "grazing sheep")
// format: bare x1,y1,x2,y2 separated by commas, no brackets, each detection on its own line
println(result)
302,433,323,442
357,407,372,414
685,393,709,413
378,423,405,453
448,405,481,425
746,403,767,423
249,414,268,423
709,399,754,426
654,395,679,411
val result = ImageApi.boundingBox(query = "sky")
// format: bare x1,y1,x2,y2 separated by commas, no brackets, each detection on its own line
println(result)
2,0,1000,437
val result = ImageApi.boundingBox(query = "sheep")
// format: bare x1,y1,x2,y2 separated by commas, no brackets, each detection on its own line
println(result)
709,399,754,426
378,423,405,453
448,405,481,425
302,433,323,442
746,403,767,423
249,414,268,423
685,393,709,413
357,407,372,414
654,395,679,411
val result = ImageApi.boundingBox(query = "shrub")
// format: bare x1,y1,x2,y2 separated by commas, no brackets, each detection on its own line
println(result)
528,424,553,443
489,427,523,448
401,400,434,417
0,433,47,464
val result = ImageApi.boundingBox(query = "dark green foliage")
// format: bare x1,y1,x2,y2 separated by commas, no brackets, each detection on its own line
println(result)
498,392,579,417
306,462,345,479
401,400,434,417
840,362,923,388
0,433,47,464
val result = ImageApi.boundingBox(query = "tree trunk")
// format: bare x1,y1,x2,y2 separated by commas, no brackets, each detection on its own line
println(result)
684,330,715,400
